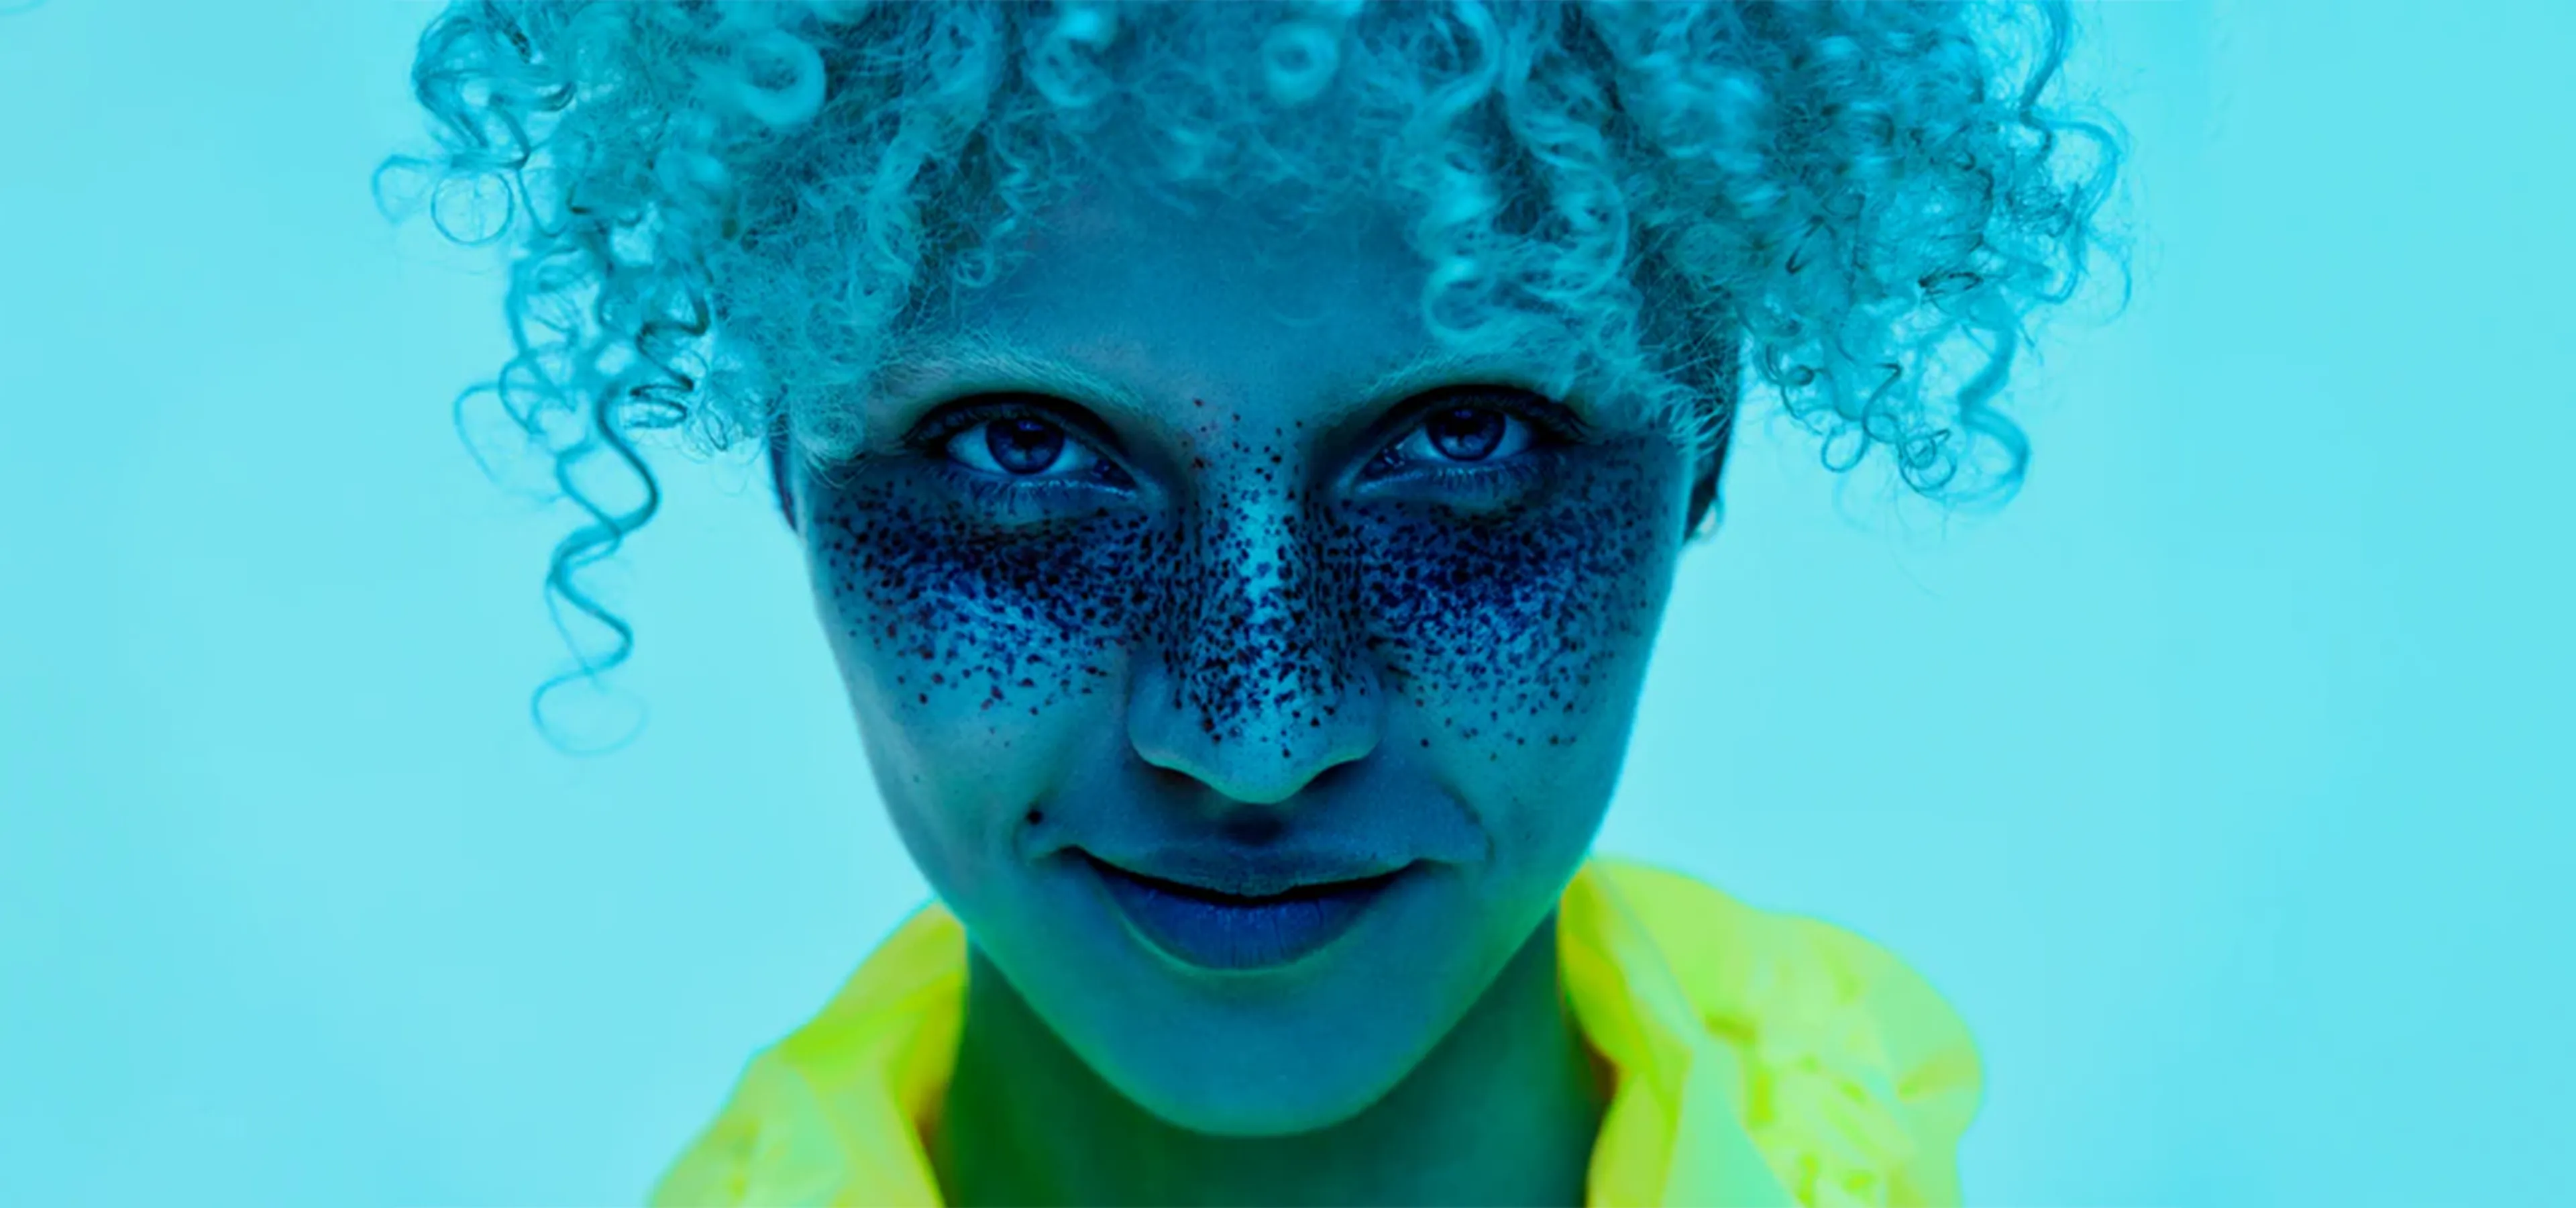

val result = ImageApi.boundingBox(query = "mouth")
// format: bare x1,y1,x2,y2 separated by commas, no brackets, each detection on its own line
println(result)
1078,851,1412,972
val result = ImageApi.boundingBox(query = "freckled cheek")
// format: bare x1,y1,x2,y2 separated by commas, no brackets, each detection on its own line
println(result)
800,454,1678,739
1350,475,1680,738
805,492,1150,719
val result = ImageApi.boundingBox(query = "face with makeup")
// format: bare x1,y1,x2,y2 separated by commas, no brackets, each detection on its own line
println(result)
773,168,1715,1137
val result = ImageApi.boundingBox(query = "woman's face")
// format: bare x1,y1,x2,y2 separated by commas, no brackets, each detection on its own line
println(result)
786,173,1699,1136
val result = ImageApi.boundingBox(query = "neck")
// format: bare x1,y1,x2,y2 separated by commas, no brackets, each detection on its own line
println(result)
933,909,1610,1208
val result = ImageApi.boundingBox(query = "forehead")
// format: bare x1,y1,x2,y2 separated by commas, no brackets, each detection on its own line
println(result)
885,173,1580,430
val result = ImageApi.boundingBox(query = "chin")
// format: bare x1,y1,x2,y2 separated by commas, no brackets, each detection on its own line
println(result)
1093,1019,1417,1138
1014,923,1459,1139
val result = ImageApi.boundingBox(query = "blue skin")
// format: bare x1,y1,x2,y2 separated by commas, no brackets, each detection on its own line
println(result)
774,169,1721,1204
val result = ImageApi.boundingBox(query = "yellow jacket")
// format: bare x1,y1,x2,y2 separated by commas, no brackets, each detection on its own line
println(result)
652,854,1982,1207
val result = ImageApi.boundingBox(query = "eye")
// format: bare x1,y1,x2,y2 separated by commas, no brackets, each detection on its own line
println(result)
1362,391,1571,485
916,399,1128,487
947,413,1093,477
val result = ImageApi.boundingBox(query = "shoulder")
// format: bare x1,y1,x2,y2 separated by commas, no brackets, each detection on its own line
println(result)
1585,856,1984,1206
648,1052,820,1207
648,904,969,1207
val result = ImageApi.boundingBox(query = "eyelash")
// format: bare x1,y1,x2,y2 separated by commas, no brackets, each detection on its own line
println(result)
1364,390,1574,494
907,399,1129,505
909,391,1576,505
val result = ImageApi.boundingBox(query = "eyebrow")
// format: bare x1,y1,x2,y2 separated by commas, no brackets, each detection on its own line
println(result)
873,330,1586,438
876,332,1152,427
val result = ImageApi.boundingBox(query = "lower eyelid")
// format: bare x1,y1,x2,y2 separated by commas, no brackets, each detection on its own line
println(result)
1428,454,1549,487
938,462,1094,517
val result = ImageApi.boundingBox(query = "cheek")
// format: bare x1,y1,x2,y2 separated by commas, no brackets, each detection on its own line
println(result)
805,480,1154,727
804,478,1163,901
802,443,1684,776
1349,448,1686,753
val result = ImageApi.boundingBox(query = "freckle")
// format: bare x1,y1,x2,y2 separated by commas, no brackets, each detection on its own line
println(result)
1027,807,1044,824
1420,738,1430,747
918,693,928,703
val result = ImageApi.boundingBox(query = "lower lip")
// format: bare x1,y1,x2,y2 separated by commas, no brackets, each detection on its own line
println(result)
1085,855,1407,972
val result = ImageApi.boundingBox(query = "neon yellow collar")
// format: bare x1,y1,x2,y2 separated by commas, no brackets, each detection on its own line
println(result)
651,855,1980,1207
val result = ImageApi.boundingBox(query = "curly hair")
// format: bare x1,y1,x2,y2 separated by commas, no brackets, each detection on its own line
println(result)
380,0,2123,741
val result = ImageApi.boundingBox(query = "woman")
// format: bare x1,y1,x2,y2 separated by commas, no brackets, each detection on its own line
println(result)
390,2,2118,1203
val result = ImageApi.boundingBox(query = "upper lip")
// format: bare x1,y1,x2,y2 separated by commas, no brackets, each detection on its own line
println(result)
1079,846,1409,899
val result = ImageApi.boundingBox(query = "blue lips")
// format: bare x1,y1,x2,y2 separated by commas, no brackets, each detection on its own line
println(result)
1087,855,1401,971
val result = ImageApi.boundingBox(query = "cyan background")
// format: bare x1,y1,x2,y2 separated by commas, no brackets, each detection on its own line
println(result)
3,1,2567,1203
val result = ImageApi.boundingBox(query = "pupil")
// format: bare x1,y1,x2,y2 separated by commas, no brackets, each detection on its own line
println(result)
987,417,1065,474
1428,407,1505,461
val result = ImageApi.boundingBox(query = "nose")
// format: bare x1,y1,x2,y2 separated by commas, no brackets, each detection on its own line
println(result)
1126,491,1383,806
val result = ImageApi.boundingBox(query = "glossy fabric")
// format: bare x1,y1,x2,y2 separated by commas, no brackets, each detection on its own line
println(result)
651,855,1981,1207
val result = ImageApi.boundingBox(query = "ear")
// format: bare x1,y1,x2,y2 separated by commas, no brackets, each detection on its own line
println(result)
1683,411,1732,540
1682,344,1742,542
767,419,799,534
